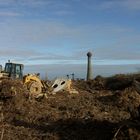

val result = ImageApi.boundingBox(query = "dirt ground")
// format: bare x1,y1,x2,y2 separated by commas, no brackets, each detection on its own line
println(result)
0,74,140,140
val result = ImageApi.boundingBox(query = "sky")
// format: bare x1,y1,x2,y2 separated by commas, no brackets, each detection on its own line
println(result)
0,0,140,79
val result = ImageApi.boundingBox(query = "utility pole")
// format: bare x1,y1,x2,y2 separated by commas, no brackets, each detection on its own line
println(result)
66,74,69,79
71,73,75,80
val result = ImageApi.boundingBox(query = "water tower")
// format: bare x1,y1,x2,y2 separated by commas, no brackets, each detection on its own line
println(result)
86,52,93,80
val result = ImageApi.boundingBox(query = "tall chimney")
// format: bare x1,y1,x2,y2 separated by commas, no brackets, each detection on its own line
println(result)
86,52,93,80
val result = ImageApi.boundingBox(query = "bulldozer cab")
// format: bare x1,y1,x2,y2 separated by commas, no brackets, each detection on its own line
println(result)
4,62,24,80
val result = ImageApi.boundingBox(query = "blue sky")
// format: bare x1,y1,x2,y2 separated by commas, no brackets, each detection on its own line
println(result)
0,0,140,79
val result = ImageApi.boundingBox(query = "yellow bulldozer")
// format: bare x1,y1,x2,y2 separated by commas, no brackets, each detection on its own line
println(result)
0,61,78,99
0,61,50,98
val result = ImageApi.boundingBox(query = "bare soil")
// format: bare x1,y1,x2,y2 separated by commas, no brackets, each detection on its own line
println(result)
0,74,140,140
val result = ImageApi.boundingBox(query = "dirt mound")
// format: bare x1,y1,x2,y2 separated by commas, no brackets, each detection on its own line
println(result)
75,74,140,92
0,79,28,98
0,74,140,140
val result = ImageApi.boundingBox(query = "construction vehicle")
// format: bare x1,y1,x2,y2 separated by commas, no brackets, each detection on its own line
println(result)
0,61,23,80
0,61,50,98
0,61,78,98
